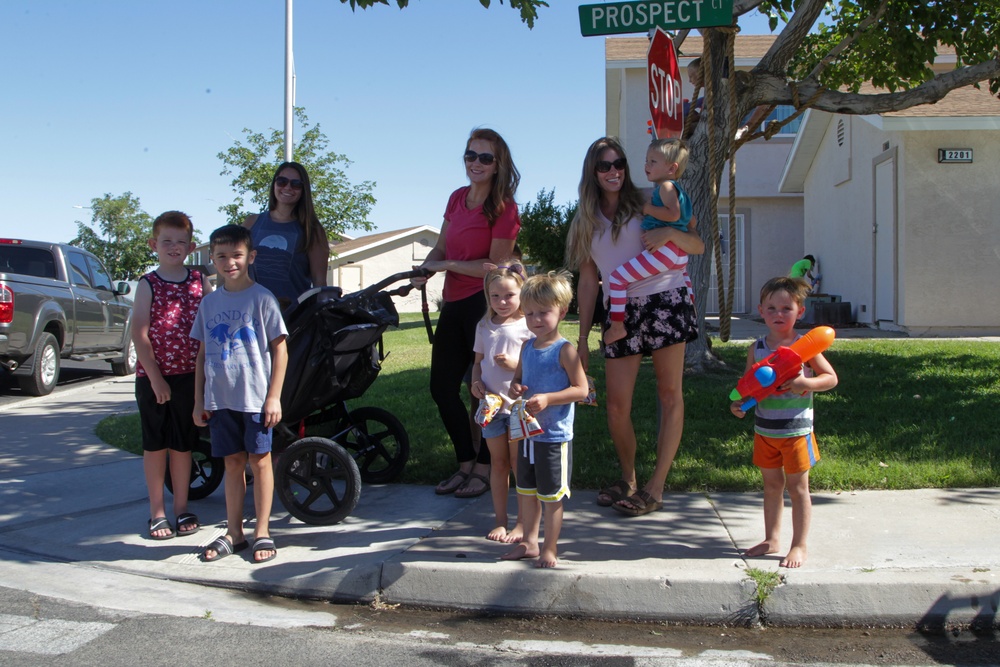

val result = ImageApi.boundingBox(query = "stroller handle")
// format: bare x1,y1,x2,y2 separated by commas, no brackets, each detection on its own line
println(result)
354,268,432,300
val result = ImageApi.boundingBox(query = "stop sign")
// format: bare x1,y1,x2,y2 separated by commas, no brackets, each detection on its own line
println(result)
647,27,682,139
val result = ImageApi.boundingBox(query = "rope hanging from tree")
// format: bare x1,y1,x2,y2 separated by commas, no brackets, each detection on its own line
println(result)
723,27,738,343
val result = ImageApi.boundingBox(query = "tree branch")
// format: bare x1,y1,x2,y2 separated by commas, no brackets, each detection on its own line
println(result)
806,0,890,81
756,0,826,75
755,60,1000,114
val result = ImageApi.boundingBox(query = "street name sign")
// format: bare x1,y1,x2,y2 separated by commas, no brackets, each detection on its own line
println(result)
579,0,734,36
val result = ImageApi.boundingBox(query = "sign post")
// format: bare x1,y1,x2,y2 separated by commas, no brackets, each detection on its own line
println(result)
579,0,733,36
647,27,682,139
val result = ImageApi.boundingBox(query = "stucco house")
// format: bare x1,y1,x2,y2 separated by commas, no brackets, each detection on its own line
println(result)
606,35,1000,334
328,225,442,313
780,84,1000,334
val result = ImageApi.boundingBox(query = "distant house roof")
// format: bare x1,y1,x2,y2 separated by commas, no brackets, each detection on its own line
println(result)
606,34,778,64
331,225,439,261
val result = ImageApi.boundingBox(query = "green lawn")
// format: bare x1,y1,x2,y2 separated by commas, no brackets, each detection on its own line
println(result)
97,312,1000,491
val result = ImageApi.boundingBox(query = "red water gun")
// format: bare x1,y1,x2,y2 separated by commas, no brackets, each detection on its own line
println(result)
729,326,835,412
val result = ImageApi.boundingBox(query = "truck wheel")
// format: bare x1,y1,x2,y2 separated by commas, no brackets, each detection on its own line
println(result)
111,337,137,376
18,332,60,396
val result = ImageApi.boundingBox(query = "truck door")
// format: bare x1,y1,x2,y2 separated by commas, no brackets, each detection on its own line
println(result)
65,251,105,351
84,255,128,349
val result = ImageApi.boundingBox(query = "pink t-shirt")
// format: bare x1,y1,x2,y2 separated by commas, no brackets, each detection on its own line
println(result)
590,212,686,304
473,316,532,413
442,187,520,302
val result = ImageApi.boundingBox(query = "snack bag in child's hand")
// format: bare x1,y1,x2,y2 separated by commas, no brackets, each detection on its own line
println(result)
475,393,503,427
509,399,544,441
578,375,598,406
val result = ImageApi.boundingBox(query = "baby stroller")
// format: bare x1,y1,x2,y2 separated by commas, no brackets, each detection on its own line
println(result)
166,269,426,526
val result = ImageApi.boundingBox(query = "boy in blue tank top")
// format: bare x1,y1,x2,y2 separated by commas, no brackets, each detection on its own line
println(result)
502,271,588,568
730,277,838,569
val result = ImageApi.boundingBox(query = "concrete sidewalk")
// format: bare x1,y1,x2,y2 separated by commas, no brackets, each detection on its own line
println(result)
1,350,998,628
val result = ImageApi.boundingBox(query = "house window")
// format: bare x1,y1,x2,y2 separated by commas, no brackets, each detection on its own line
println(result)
746,104,802,135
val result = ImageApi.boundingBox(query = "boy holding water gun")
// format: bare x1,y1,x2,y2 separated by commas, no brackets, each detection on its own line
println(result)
730,277,838,568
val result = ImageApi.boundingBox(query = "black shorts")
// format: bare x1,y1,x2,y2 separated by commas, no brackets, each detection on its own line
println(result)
602,286,698,359
135,373,199,453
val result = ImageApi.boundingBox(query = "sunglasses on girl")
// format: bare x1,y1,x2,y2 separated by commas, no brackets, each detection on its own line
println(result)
596,157,628,173
464,150,495,166
274,176,304,190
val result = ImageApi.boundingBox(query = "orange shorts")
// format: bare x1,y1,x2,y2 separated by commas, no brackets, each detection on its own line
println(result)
753,432,820,474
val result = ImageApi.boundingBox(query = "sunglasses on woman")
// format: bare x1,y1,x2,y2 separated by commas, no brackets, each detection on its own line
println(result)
596,157,628,173
464,150,495,166
274,176,304,190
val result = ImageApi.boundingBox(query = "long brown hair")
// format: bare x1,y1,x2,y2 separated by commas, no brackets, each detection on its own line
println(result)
565,137,645,269
268,161,324,251
467,128,520,226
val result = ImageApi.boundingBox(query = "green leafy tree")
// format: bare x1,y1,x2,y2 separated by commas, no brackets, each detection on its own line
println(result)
518,189,576,272
518,189,583,311
341,0,548,28
217,107,376,238
679,0,1000,370
71,192,155,281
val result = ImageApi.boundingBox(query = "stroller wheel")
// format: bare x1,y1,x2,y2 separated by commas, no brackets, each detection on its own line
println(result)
342,406,410,484
275,437,361,525
165,431,224,501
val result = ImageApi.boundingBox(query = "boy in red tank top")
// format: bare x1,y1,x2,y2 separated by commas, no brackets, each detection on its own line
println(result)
132,211,213,540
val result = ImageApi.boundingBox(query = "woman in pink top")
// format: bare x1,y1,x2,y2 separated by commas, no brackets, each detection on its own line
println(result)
566,137,704,517
413,128,521,498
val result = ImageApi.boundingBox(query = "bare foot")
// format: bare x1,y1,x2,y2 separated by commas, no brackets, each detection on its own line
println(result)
603,321,627,345
536,548,558,568
745,540,779,558
501,524,524,544
780,546,807,568
486,525,508,542
501,543,539,561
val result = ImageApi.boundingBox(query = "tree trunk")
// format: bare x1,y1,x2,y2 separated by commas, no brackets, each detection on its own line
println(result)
681,32,744,374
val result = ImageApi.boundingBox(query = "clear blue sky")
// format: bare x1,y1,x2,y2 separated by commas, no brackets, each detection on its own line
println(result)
4,1,773,244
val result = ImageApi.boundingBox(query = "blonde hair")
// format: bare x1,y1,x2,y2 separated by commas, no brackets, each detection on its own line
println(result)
565,137,645,269
648,138,690,179
520,270,574,311
482,261,526,321
759,276,810,307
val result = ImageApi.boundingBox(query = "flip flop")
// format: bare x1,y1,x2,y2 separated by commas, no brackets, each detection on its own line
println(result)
454,472,490,499
202,535,249,562
175,512,200,536
252,537,278,564
596,479,633,507
612,490,663,517
148,516,175,540
435,470,469,495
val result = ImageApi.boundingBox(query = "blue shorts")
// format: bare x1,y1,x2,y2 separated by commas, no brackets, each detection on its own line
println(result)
208,409,273,457
516,439,572,503
481,412,511,440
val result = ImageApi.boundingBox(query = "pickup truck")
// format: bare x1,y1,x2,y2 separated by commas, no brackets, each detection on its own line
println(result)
0,238,136,396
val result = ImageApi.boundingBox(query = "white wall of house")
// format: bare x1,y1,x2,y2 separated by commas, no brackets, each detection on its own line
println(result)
802,115,882,323
330,231,444,314
898,129,1000,331
799,111,1000,333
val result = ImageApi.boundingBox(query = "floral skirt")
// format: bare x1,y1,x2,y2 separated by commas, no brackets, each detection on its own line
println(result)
602,286,698,359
